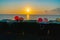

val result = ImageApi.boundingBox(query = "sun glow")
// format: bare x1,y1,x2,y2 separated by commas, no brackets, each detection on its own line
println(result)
26,8,30,12
23,6,32,20
25,7,31,20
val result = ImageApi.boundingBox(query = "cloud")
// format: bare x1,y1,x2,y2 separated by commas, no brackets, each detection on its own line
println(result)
46,8,60,15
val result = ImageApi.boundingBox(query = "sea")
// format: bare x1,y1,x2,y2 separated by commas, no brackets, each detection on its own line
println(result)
0,14,60,21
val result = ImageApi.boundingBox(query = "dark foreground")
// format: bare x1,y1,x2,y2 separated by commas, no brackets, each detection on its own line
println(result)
0,22,60,40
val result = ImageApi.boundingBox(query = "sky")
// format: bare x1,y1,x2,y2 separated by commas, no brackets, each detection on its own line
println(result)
0,0,60,14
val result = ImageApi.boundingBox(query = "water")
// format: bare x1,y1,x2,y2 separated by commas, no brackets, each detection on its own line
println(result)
0,14,26,20
0,14,60,20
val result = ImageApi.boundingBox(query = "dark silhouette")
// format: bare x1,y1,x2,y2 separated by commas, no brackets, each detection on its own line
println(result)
0,21,60,40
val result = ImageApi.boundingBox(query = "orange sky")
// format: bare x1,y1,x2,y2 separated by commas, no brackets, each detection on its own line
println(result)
0,7,47,15
0,0,60,15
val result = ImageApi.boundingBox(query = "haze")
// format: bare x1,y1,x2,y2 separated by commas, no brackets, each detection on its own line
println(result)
0,0,60,15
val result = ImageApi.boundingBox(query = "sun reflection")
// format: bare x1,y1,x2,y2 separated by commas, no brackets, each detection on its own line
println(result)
27,14,30,20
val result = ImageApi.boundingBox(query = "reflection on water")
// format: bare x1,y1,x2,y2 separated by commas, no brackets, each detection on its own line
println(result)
0,14,60,20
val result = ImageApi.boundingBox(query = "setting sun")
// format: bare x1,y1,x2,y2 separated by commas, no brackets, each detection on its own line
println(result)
23,7,32,14
26,8,31,20
26,8,30,12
